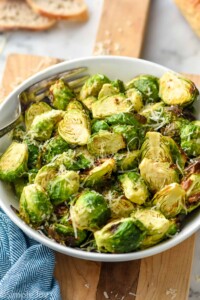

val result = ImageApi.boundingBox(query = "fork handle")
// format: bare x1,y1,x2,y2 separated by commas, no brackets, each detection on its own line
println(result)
0,116,21,138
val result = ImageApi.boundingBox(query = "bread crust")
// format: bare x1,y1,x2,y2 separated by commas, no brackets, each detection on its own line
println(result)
26,0,89,21
0,0,56,31
174,0,200,37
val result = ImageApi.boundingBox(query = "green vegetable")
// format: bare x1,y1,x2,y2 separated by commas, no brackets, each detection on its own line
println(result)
180,121,200,157
25,102,52,130
41,135,69,164
80,74,110,100
49,79,74,110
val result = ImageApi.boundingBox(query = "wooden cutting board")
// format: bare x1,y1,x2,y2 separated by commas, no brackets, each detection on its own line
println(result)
1,1,199,299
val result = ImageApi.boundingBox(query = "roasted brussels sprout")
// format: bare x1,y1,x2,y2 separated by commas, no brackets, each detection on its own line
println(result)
30,110,65,141
41,135,69,164
114,150,140,171
180,121,200,157
49,79,74,110
106,112,141,127
140,102,165,121
0,142,28,182
34,164,57,190
23,135,41,169
126,75,160,103
81,96,97,111
125,88,143,112
152,183,186,218
159,71,199,106
87,130,125,156
131,208,178,248
58,100,91,146
25,102,52,130
98,83,120,99
112,124,139,150
82,158,115,188
94,218,145,253
181,173,200,212
118,172,149,205
139,158,179,192
80,74,110,100
48,222,87,247
13,177,28,199
92,94,134,119
161,118,189,142
47,171,79,205
70,190,111,231
19,183,53,226
12,124,26,142
91,120,110,133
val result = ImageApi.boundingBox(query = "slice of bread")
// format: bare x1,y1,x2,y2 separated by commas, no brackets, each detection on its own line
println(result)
0,0,56,31
174,0,200,37
26,0,88,21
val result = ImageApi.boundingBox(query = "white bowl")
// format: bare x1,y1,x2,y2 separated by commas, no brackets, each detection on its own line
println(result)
0,56,200,262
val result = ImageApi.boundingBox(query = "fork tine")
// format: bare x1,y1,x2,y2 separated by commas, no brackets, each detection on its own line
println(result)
19,66,88,111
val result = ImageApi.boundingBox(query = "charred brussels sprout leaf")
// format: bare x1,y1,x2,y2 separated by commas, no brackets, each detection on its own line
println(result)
70,190,111,231
30,110,65,141
80,74,110,100
112,124,139,150
126,75,160,103
139,158,179,193
180,121,200,157
19,183,53,226
58,100,91,146
41,135,69,164
118,172,149,205
91,120,110,133
82,158,116,188
87,130,125,156
131,208,178,248
48,223,87,247
94,218,145,253
47,171,79,205
0,142,28,182
49,79,75,110
25,102,52,131
92,93,134,119
159,71,199,106
152,183,186,218
34,164,57,190
114,150,140,171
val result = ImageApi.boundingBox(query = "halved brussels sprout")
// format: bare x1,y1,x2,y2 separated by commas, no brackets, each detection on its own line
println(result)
112,125,139,150
23,135,41,169
91,120,110,133
180,121,200,157
131,208,178,248
87,130,125,156
12,124,26,142
82,158,115,187
92,94,134,119
94,218,145,253
34,164,57,190
47,171,80,205
13,177,28,199
139,158,179,192
58,100,91,146
48,222,87,247
98,83,120,99
49,79,74,110
152,183,186,218
81,96,97,111
126,75,160,103
159,71,199,106
165,135,187,172
139,102,165,121
114,150,140,171
125,88,143,112
140,132,172,163
25,102,52,130
181,173,200,212
19,183,53,226
118,172,149,205
0,142,28,182
70,190,111,231
79,74,110,100
41,135,69,165
106,112,141,127
30,110,65,141
108,196,135,218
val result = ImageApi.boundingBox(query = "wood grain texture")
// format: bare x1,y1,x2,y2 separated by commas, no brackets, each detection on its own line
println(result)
1,54,198,300
94,0,150,57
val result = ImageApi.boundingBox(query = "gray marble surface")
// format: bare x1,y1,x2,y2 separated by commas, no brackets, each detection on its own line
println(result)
0,0,200,298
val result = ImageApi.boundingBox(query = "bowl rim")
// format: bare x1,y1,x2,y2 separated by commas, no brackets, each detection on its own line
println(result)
1,55,200,262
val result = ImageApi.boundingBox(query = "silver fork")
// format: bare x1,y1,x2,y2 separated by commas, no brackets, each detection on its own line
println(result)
0,67,89,138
